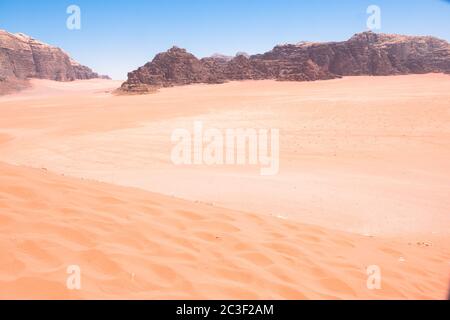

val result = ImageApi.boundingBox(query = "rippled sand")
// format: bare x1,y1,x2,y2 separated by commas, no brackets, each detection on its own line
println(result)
0,75,449,299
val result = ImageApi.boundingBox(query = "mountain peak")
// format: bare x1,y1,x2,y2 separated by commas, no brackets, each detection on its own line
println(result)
168,46,187,53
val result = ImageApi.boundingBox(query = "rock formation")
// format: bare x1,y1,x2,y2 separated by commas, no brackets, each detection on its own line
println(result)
121,31,450,93
0,29,109,91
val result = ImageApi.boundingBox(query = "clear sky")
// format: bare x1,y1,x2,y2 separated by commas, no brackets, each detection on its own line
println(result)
1,0,449,80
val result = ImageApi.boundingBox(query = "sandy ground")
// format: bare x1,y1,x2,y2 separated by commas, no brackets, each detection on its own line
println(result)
0,162,449,299
0,75,449,299
0,78,31,96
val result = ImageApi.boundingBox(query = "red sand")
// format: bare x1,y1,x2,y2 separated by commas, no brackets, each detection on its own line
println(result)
0,75,449,299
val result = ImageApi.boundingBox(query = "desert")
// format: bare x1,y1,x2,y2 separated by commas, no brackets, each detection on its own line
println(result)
0,73,449,299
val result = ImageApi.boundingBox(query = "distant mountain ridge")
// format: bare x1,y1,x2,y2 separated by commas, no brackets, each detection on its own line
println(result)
0,29,109,86
120,31,450,93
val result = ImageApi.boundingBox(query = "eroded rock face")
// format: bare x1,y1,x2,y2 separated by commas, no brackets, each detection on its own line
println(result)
290,32,450,76
122,47,211,91
121,31,450,93
0,29,109,82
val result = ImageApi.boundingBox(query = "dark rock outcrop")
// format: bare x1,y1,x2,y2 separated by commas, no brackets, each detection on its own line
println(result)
121,31,450,93
0,29,109,84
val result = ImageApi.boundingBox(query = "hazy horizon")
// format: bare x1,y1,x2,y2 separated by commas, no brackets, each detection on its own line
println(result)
2,0,450,80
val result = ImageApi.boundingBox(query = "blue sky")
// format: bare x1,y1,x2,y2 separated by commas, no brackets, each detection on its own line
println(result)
1,0,449,79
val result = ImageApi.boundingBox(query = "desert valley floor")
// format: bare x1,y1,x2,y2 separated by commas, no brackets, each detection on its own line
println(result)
0,74,449,299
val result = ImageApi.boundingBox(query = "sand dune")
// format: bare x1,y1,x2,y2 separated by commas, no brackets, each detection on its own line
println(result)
1,75,449,235
0,162,448,299
0,75,449,299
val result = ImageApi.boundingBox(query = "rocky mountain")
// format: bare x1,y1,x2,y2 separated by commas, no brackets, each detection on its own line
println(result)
120,31,450,93
0,29,109,87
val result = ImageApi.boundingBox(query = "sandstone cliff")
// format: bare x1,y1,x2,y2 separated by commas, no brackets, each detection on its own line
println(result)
121,31,450,93
0,29,109,88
